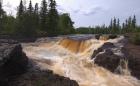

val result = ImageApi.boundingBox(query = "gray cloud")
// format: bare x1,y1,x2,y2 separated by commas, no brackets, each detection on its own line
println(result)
79,6,104,16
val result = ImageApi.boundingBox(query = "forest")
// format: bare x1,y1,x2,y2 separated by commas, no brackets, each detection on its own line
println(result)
0,0,75,37
0,0,140,37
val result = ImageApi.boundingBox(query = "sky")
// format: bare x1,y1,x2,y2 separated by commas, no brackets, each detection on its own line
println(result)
2,0,140,27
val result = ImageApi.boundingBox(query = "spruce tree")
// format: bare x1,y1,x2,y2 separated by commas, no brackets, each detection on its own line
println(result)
34,3,39,31
112,17,117,33
40,0,47,31
0,0,5,33
117,18,120,33
47,0,59,36
17,0,24,18
0,1,5,18
132,15,136,29
34,3,39,14
28,0,33,14
128,16,132,31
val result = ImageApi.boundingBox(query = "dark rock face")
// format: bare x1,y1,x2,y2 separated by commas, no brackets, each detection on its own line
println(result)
122,47,140,79
92,43,124,72
10,70,79,86
0,40,28,85
92,40,140,80
91,42,115,59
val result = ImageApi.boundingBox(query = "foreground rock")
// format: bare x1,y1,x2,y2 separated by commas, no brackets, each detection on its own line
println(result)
0,39,79,86
10,69,79,86
0,39,28,86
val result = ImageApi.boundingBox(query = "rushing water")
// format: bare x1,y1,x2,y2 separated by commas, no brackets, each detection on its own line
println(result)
23,36,140,86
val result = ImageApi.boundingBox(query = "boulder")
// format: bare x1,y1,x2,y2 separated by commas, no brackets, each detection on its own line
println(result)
10,70,79,86
109,34,118,39
91,42,115,59
92,42,125,73
94,49,124,72
0,40,28,85
92,40,140,80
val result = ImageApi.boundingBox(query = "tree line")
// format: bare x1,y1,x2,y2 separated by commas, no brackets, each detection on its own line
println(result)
0,0,75,37
76,16,140,34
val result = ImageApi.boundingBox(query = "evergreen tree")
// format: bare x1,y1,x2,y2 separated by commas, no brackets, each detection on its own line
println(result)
34,3,39,31
128,16,132,30
125,19,128,33
0,1,5,18
132,15,136,29
112,17,117,33
34,3,39,14
0,0,5,32
117,18,120,29
28,0,33,14
117,18,120,33
47,0,59,36
17,0,24,18
40,0,47,31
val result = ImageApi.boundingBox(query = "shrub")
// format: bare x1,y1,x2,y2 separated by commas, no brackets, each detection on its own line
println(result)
131,33,140,45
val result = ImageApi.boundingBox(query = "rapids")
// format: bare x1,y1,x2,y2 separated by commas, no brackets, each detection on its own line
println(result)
23,35,140,86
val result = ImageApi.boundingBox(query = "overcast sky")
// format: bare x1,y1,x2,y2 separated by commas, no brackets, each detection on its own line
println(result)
2,0,140,27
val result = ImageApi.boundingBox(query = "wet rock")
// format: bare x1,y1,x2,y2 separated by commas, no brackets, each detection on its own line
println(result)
122,46,140,79
0,40,28,85
95,34,118,40
94,49,123,72
95,34,101,40
92,39,140,80
109,34,118,39
10,70,79,86
91,42,115,59
92,42,126,73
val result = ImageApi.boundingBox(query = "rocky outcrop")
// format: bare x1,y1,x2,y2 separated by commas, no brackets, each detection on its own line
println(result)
0,39,79,86
122,44,140,79
95,34,118,40
92,42,125,72
0,39,28,86
92,39,140,80
10,70,79,86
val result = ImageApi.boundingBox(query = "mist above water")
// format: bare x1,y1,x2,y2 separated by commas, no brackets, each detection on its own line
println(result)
23,36,140,86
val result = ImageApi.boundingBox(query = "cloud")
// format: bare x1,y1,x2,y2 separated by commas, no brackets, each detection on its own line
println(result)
78,6,104,16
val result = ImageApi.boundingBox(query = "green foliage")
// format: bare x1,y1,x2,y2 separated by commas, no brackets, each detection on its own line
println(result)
1,15,16,35
0,0,140,38
47,0,59,36
131,33,140,45
58,13,75,35
40,0,47,31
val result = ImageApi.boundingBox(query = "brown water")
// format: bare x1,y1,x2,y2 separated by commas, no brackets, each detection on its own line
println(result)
23,36,140,86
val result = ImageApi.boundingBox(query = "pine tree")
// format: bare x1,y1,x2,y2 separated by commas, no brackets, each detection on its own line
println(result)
40,0,47,31
34,3,39,14
17,0,24,18
28,0,33,14
113,17,117,33
117,18,120,33
128,16,132,30
125,19,128,33
0,1,5,18
132,15,136,29
0,0,5,33
34,3,39,33
117,18,120,29
47,0,59,36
